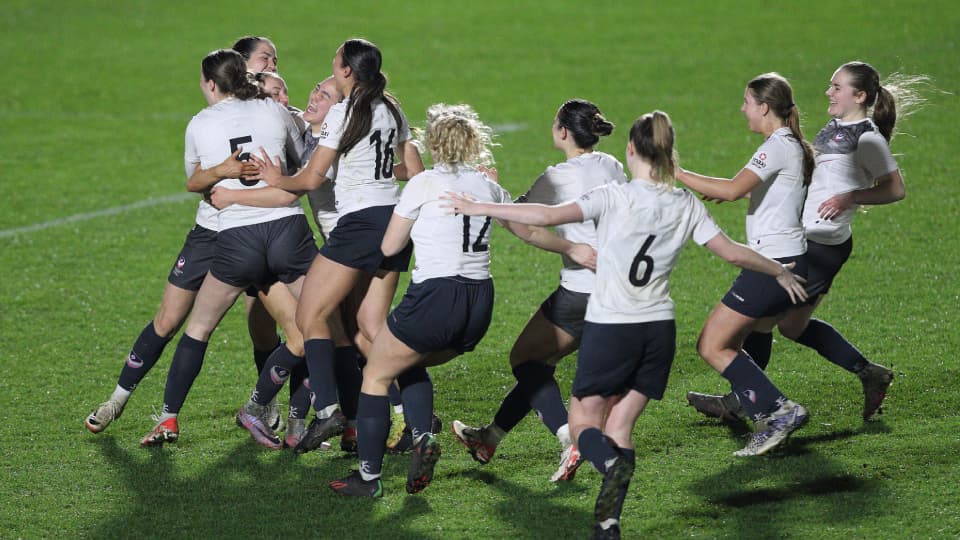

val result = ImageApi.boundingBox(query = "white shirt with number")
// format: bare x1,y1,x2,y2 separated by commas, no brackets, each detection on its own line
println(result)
741,126,807,258
394,165,511,283
521,151,628,294
576,179,721,323
317,97,410,216
184,97,305,231
804,118,899,245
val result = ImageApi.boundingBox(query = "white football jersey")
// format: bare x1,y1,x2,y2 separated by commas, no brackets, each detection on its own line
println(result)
317,97,410,216
301,128,340,235
521,151,628,293
804,118,898,245
576,179,721,324
741,127,808,258
184,97,305,231
394,165,511,283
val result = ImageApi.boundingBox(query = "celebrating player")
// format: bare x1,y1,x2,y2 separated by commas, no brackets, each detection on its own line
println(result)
443,110,806,538
254,38,424,453
139,48,310,446
687,62,924,423
452,98,627,482
676,72,814,456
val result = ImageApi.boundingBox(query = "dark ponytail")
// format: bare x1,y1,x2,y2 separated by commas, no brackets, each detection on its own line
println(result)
747,72,814,186
629,110,677,185
556,99,614,149
201,49,260,100
337,38,403,154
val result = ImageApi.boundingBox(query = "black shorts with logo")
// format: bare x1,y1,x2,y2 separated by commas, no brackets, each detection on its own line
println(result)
802,237,853,302
572,320,676,400
319,205,412,274
721,254,808,318
212,214,317,290
540,286,590,341
387,276,494,354
167,224,217,291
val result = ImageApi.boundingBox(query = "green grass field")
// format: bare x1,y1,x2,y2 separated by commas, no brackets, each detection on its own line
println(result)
2,1,959,538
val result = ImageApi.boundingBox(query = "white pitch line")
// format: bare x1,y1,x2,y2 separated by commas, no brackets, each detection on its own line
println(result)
0,192,196,239
2,123,528,240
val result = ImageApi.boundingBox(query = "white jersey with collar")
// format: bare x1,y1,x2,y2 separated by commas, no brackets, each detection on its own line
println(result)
184,97,305,231
575,179,721,324
742,126,807,258
317,97,410,216
804,118,898,245
394,165,511,283
521,151,628,294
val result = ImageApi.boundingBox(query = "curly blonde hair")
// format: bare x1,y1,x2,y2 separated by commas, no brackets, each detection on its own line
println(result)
420,103,496,169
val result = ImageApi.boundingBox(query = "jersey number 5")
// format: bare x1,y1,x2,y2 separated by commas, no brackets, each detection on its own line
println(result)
462,215,492,253
229,135,259,187
369,129,396,180
628,235,657,286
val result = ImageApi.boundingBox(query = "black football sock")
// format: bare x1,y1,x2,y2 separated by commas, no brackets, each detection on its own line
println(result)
161,334,207,415
387,381,402,407
721,352,786,420
334,346,362,421
253,339,280,375
795,319,867,373
492,384,533,433
742,331,773,371
251,343,303,405
356,392,390,480
117,322,173,392
288,364,309,418
515,362,568,435
398,366,434,440
304,339,338,417
577,427,618,474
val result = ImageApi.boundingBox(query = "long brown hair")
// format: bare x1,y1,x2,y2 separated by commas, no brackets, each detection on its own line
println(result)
747,72,814,186
337,38,403,155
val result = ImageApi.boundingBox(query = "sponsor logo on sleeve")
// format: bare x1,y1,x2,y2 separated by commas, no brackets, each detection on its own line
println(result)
751,152,767,169
319,122,329,139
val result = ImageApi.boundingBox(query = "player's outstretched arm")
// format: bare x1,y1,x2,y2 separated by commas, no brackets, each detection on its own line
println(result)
253,146,334,192
678,167,760,202
818,169,905,219
209,185,301,209
501,221,596,270
440,192,584,227
704,231,808,304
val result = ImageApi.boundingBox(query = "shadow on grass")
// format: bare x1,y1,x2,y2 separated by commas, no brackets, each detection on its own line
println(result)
457,468,594,537
88,436,447,539
680,424,892,538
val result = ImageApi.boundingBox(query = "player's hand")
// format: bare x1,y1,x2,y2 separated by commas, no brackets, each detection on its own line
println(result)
209,185,236,210
214,148,258,179
477,166,499,183
818,192,854,220
567,242,597,271
251,148,283,186
440,191,481,216
775,262,808,304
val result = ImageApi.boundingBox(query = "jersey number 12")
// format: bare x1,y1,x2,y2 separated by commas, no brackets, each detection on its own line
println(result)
462,216,492,253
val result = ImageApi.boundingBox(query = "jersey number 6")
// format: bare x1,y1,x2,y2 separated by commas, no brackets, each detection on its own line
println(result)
628,235,657,286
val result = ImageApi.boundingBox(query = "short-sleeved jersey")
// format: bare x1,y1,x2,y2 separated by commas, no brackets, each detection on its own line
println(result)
575,179,721,324
741,127,808,258
804,118,898,245
394,165,511,283
184,97,305,231
301,127,338,224
520,152,628,294
317,97,410,216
